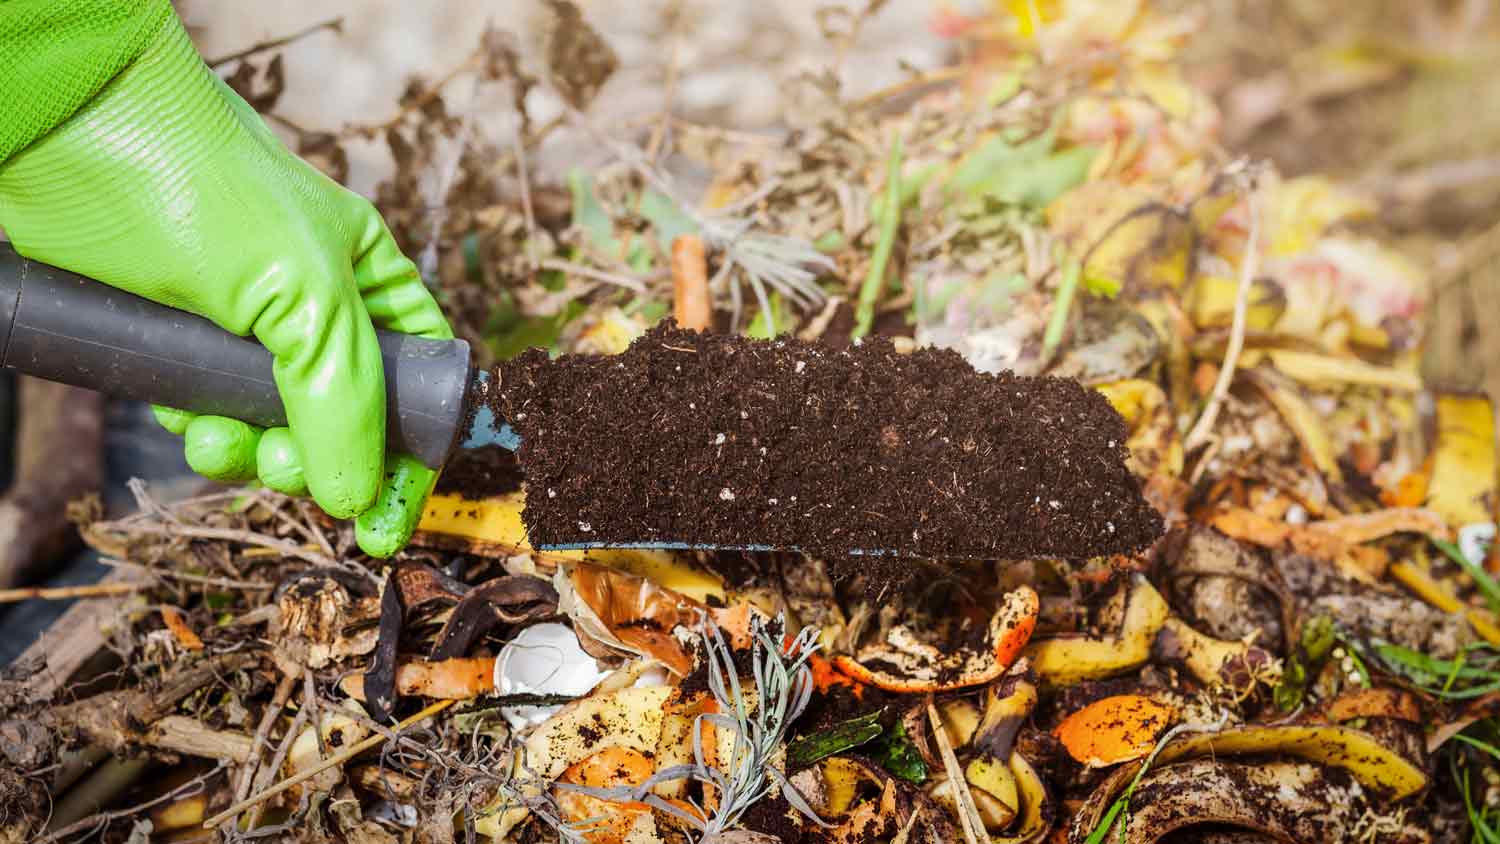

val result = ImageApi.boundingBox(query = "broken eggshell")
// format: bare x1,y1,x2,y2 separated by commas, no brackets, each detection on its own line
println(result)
494,621,611,730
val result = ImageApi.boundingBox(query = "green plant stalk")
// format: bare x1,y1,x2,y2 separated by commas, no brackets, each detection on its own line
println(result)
1041,256,1081,362
1455,753,1500,844
1435,537,1500,618
853,137,904,340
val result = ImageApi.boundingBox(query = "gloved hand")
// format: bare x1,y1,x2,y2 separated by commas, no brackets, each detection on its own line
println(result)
0,8,450,557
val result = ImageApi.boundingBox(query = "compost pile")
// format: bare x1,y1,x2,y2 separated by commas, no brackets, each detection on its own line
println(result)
6,2,1500,843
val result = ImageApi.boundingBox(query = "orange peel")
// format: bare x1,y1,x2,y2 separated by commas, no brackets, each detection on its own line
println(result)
834,587,1038,693
1053,694,1178,767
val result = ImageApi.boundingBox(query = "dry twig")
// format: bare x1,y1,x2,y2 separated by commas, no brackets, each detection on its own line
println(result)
1184,172,1263,454
202,699,455,829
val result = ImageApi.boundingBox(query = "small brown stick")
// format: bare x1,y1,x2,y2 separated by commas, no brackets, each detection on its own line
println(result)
201,699,454,829
671,234,711,331
537,258,647,293
1184,176,1262,454
222,673,297,835
293,498,338,558
645,0,686,161
512,116,540,271
114,521,335,568
0,581,145,603
927,702,989,844
206,17,343,67
246,689,315,830
98,558,273,591
38,761,227,844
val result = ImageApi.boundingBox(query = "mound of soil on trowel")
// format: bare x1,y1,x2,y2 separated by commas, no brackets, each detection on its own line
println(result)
488,320,1162,560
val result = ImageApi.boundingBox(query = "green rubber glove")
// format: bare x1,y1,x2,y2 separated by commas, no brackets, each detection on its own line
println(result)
0,9,450,557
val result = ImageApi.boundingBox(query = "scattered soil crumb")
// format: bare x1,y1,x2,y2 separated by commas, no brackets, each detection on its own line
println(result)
492,320,1162,560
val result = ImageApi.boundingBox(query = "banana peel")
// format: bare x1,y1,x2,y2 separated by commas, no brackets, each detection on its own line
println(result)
1026,576,1169,686
1070,724,1425,843
414,491,725,603
991,752,1052,844
1073,758,1363,844
1425,393,1497,528
1152,616,1268,689
476,686,672,840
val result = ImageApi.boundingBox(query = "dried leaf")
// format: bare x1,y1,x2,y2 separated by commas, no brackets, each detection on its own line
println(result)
429,575,558,660
159,607,203,652
364,574,405,721
540,0,618,110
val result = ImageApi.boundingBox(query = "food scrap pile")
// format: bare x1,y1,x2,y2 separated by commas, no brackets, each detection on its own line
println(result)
5,2,1500,844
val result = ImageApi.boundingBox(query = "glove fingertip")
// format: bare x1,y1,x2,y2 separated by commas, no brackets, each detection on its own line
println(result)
184,416,261,481
256,428,309,496
354,454,437,558
152,405,196,435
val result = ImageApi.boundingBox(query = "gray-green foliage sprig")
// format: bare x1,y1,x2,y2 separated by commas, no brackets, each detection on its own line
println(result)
558,613,828,842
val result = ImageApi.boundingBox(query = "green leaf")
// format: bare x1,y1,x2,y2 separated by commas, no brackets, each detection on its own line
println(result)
626,235,655,274
746,292,789,339
985,71,1024,108
1041,256,1081,360
868,720,928,784
1273,616,1336,711
1083,270,1123,298
786,711,884,768
487,299,587,361
638,190,699,253
946,125,1044,197
461,231,484,283
814,230,846,253
945,113,1094,211
624,297,670,324
854,136,904,341
1372,640,1500,699
568,168,619,256
999,145,1096,210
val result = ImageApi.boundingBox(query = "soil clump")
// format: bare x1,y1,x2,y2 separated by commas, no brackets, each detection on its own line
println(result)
489,321,1162,559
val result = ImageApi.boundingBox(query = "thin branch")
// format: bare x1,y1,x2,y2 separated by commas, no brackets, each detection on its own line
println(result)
538,259,648,292
1184,174,1262,454
342,53,484,138
202,699,455,829
208,17,343,68
222,673,296,836
37,762,227,844
0,581,146,604
98,558,273,591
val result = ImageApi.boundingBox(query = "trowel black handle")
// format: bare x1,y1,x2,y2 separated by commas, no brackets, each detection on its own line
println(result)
0,243,470,469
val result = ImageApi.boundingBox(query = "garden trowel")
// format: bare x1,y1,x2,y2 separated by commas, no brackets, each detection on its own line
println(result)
0,243,1159,556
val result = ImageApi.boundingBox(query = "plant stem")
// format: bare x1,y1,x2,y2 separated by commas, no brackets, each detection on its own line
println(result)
1041,255,1081,362
853,137,904,340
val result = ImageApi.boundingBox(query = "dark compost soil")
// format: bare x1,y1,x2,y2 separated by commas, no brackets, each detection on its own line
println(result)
487,320,1162,560
434,444,524,500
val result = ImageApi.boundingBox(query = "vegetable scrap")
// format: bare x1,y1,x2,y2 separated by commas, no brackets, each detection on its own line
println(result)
9,1,1500,843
